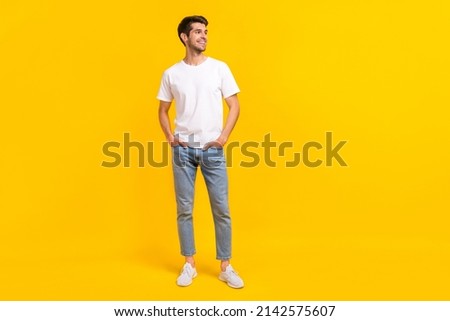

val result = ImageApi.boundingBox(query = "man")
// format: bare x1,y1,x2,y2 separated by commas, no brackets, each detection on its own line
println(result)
157,15,244,288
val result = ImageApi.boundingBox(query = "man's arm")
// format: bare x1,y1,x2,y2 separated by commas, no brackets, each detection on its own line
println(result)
158,100,174,143
158,100,187,147
219,94,240,144
204,94,240,149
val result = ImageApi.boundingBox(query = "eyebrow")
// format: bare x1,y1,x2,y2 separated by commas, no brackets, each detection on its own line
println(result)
193,28,208,32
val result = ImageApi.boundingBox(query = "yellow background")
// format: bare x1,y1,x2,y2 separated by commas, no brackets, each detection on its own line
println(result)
1,0,449,300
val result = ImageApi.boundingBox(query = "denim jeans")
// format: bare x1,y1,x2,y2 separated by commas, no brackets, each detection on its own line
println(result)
172,146,231,260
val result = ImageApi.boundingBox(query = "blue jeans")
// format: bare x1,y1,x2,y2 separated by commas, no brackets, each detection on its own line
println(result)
172,146,231,260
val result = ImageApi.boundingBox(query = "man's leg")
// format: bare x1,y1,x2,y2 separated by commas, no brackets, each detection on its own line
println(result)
200,147,232,262
172,146,198,261
173,146,199,286
201,147,244,288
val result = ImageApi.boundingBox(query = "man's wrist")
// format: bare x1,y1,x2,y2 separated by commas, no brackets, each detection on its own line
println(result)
217,135,228,146
166,134,175,144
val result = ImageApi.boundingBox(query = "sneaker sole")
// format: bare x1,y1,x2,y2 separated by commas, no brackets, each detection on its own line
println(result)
177,272,197,287
218,275,244,289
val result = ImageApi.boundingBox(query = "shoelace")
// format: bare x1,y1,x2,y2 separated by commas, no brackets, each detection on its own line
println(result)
182,265,195,275
227,268,239,275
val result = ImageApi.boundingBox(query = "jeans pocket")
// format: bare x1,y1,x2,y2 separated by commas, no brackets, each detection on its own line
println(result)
203,149,226,168
206,147,224,154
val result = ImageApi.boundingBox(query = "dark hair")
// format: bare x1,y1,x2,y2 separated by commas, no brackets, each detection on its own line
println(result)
177,15,208,46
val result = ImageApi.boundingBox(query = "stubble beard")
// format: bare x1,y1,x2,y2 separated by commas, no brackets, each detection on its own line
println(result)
187,39,206,54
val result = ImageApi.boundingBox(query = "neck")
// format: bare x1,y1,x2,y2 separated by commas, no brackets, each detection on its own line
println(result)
183,51,207,66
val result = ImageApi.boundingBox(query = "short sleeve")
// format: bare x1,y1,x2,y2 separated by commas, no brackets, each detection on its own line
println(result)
220,63,240,99
156,71,173,102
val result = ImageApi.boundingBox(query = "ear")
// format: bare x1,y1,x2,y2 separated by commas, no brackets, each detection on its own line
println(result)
181,33,188,45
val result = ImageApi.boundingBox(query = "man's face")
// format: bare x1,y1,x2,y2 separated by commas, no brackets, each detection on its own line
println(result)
184,22,208,52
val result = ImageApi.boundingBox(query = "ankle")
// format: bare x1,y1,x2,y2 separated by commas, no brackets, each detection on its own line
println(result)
220,260,230,271
185,256,195,268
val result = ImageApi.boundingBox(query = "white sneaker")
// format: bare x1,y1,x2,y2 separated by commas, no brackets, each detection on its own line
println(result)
218,265,244,288
176,263,197,286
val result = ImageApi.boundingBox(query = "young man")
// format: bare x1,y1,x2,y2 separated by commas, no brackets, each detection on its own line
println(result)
157,15,244,288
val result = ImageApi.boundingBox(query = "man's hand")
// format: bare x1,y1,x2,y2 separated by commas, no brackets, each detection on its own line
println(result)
169,134,188,147
203,137,225,150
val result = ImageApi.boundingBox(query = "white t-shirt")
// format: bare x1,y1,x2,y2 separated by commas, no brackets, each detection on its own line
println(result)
157,57,240,148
